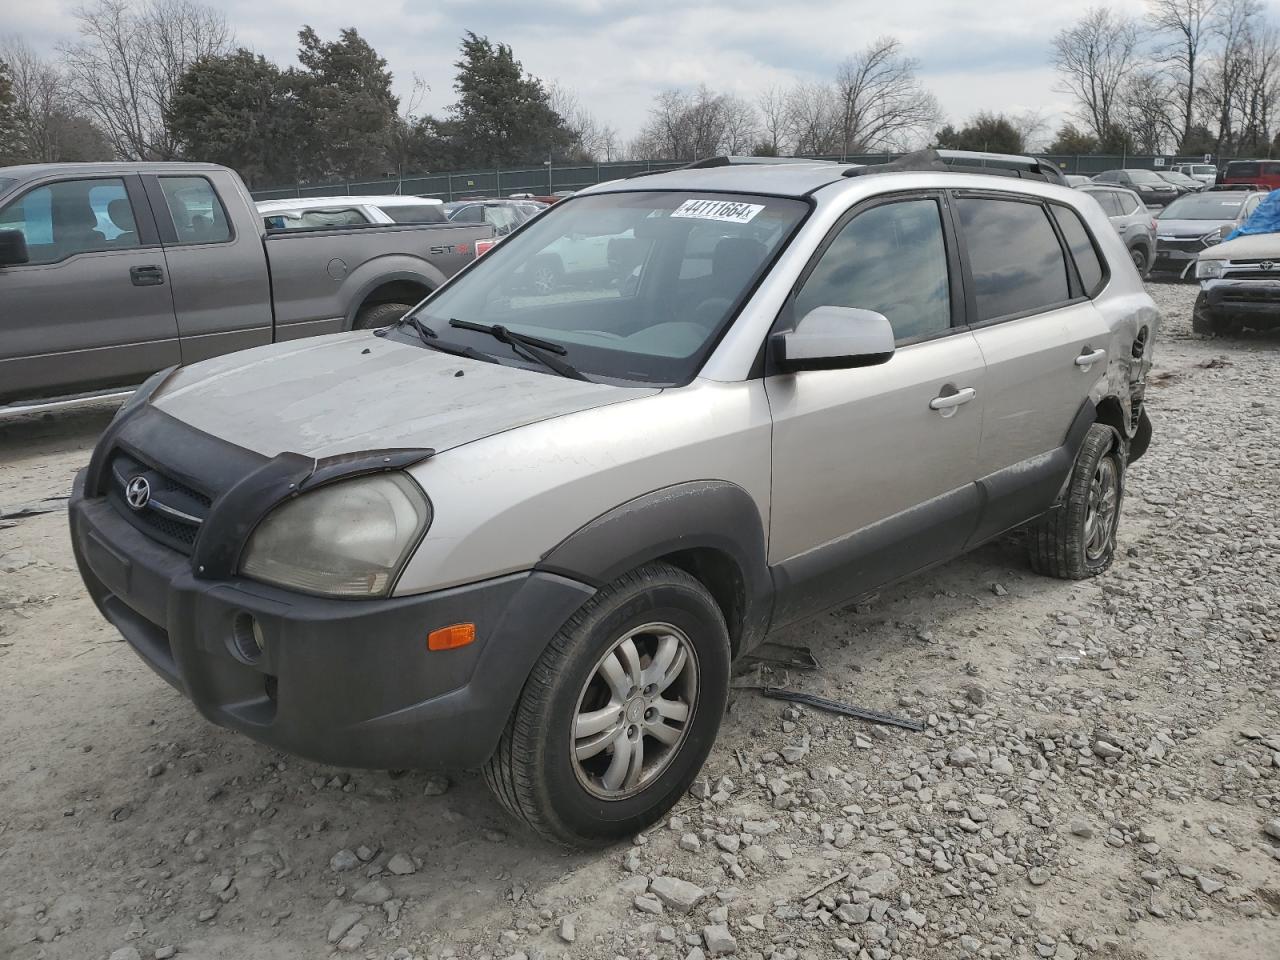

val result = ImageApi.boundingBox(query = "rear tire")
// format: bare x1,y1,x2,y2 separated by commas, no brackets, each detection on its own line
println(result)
354,301,414,330
483,562,730,847
1028,423,1125,580
1130,244,1150,277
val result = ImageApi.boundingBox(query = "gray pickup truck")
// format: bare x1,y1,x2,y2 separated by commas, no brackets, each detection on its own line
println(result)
0,162,493,411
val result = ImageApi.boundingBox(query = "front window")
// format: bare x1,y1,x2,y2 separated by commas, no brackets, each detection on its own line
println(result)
1159,194,1247,220
402,191,807,384
0,177,140,264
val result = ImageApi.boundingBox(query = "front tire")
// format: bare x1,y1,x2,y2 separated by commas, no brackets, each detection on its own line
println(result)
1191,292,1240,336
484,563,730,847
1028,423,1125,580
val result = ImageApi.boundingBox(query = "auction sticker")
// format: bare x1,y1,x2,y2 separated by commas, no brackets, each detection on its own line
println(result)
671,199,765,224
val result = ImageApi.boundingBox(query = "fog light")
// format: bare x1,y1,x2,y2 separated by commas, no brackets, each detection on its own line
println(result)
231,612,267,663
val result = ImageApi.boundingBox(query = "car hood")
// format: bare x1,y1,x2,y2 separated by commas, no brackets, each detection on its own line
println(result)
151,331,659,459
1199,231,1280,261
1156,218,1224,237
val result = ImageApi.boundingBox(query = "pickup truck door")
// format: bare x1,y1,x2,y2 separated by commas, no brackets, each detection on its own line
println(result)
951,192,1113,545
0,174,181,404
141,172,272,365
765,193,986,625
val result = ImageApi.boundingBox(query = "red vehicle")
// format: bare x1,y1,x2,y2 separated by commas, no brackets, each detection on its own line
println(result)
1217,159,1280,190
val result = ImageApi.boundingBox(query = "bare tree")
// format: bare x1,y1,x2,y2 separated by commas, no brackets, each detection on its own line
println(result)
1,35,111,161
1148,0,1218,149
547,81,622,162
831,38,942,155
60,0,231,159
1052,7,1140,142
1011,109,1051,151
1119,68,1179,152
784,81,841,155
756,85,790,154
1236,20,1280,152
631,85,758,160
1198,0,1262,151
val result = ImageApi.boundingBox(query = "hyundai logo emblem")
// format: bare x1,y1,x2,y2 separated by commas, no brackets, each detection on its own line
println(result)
125,476,151,511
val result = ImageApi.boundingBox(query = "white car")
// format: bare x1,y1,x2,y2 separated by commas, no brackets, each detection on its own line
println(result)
1173,163,1218,186
257,195,446,230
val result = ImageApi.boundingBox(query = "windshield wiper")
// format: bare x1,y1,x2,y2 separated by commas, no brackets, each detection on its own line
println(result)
448,319,588,380
376,313,497,364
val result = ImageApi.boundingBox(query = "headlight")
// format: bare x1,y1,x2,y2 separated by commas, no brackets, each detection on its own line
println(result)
1196,259,1226,279
240,473,431,597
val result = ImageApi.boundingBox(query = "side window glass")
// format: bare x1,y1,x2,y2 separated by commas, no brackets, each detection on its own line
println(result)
957,198,1070,322
158,177,231,244
794,198,951,342
1054,206,1105,296
0,178,138,265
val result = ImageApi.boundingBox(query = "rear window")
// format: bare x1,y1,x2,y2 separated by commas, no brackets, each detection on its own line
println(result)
379,204,445,224
1053,205,1105,296
957,197,1070,322
1125,169,1166,184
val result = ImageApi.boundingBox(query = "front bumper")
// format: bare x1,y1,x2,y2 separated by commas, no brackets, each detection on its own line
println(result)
70,470,595,770
1201,277,1280,324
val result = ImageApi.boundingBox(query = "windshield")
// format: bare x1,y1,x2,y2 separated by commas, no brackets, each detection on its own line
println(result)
404,190,807,384
1160,194,1248,220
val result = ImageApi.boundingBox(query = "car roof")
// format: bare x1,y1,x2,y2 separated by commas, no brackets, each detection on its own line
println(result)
1,160,228,180
582,161,854,199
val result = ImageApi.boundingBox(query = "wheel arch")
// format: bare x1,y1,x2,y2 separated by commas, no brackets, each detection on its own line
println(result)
535,481,773,658
342,266,443,330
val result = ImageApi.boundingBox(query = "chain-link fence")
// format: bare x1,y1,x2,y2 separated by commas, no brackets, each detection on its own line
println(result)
248,153,1225,202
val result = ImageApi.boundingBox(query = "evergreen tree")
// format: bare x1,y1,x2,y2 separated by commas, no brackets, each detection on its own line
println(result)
444,32,571,167
935,112,1025,154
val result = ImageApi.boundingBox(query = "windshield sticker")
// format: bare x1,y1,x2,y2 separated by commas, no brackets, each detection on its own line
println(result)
671,199,765,224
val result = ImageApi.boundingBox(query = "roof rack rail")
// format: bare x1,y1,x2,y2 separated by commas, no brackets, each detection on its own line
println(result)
843,148,1068,186
625,155,841,179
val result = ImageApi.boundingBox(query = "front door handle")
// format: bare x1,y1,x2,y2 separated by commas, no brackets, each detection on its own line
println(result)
929,386,977,417
130,265,165,286
1075,347,1107,368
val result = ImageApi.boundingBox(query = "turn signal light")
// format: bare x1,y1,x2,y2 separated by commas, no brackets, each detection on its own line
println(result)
428,623,476,651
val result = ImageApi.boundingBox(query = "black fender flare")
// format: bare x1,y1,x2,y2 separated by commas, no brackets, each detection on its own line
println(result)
535,480,774,655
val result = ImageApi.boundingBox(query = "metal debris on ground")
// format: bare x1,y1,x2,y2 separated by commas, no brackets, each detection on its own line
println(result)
1,496,69,521
760,687,926,732
740,641,820,671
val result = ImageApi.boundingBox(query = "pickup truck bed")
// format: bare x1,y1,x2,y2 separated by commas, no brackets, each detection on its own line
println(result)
0,161,492,409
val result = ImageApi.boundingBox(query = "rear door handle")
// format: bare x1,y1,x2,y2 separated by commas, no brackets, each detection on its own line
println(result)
130,265,165,286
1075,347,1107,368
929,387,977,416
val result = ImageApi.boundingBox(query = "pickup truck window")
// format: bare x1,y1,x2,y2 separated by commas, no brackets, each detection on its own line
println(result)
413,191,807,384
794,198,951,343
958,197,1070,322
0,177,140,264
158,176,231,245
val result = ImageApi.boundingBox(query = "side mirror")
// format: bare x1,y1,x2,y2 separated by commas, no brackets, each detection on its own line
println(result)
772,306,896,372
0,229,29,266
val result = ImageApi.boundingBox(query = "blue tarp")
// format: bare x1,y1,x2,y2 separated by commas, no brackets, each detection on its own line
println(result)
1225,188,1280,241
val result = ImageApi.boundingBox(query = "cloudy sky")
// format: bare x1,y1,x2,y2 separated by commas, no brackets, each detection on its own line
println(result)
7,0,1263,145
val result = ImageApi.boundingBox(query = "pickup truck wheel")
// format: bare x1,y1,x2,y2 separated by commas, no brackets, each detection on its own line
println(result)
1028,423,1125,580
354,301,413,330
483,562,730,847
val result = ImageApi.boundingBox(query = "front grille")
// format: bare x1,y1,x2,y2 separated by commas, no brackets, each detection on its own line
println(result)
107,451,211,554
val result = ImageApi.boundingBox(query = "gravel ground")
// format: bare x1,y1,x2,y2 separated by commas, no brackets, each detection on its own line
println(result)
1,280,1278,960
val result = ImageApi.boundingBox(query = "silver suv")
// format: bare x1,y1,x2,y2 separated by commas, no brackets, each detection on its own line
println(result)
70,155,1159,846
